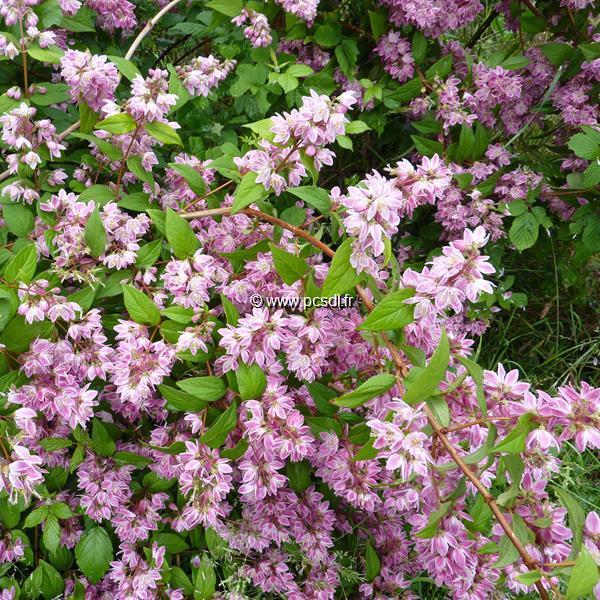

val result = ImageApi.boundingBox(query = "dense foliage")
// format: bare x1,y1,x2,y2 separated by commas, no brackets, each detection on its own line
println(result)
0,0,598,598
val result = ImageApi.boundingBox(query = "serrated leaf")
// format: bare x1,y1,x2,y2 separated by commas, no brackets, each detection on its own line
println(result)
121,284,161,326
4,243,37,283
287,186,331,214
493,413,534,453
236,362,267,400
333,374,396,408
167,163,206,196
106,55,141,81
403,331,449,405
269,244,308,285
359,288,415,331
42,514,60,553
199,401,238,448
159,384,210,412
145,121,182,146
565,546,599,600
75,527,113,584
231,171,267,213
84,208,107,258
166,208,199,259
91,419,116,457
96,113,137,134
4,203,34,237
177,377,226,401
509,212,539,251
322,238,360,296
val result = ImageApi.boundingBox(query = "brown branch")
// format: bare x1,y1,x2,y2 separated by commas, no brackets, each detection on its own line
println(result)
520,0,543,18
181,203,550,598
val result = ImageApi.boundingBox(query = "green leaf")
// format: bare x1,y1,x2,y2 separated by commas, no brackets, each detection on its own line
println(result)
221,438,249,460
345,120,371,135
106,55,141,81
177,376,227,401
269,244,308,285
167,163,206,196
566,546,599,600
121,284,161,326
127,155,153,184
516,570,543,585
416,501,452,538
166,208,199,259
335,39,359,80
305,381,338,416
75,527,113,584
24,506,50,528
554,487,585,558
30,83,69,106
4,203,34,237
359,288,415,331
42,514,60,553
454,124,475,163
411,30,427,64
171,566,194,596
493,414,534,453
427,394,450,427
96,113,137,134
118,192,151,212
364,542,381,582
508,199,528,216
425,54,452,79
4,243,37,283
136,240,163,267
286,460,312,494
231,171,267,213
568,132,599,160
322,238,360,296
368,10,386,41
0,316,52,352
159,384,210,412
509,212,539,251
84,208,107,258
411,135,444,157
27,43,63,63
287,186,331,213
39,437,72,451
32,560,64,599
91,419,116,457
287,64,313,78
113,451,153,468
236,362,267,400
206,0,242,16
195,555,217,600
403,331,449,405
332,374,396,408
145,121,182,146
314,22,342,48
305,416,343,437
500,55,530,70
79,184,115,205
154,533,189,553
199,401,238,448
583,161,600,188
540,42,575,66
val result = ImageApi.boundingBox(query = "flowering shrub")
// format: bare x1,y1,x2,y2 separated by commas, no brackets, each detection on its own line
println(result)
0,0,598,598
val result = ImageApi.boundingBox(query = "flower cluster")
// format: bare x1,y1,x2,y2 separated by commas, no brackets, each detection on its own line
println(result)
0,0,598,598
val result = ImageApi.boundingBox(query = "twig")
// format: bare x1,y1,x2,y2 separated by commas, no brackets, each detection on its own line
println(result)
18,17,29,97
520,0,543,18
180,203,551,599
